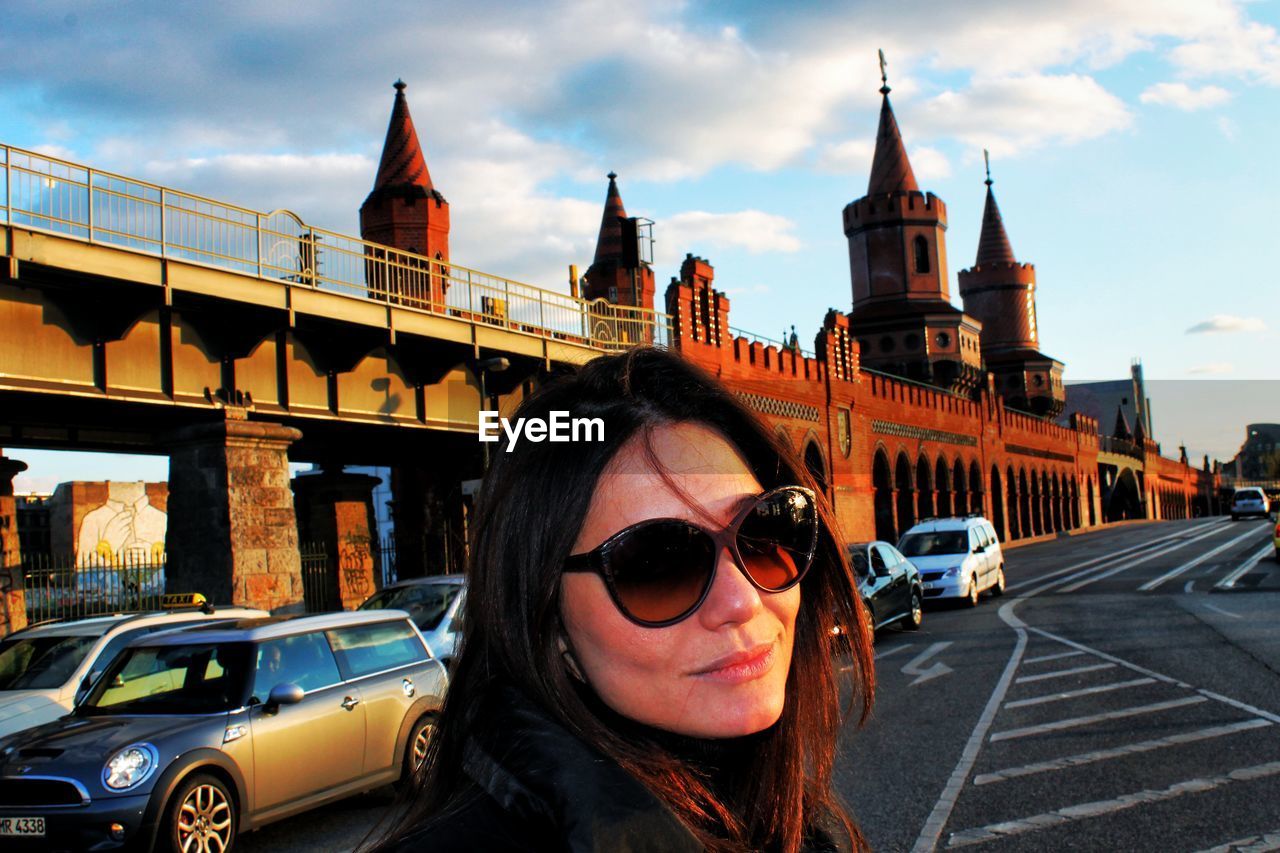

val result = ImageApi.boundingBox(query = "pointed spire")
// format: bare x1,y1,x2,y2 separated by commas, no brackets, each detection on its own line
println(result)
1113,405,1133,441
975,151,1017,266
371,79,433,193
592,171,628,264
867,51,919,196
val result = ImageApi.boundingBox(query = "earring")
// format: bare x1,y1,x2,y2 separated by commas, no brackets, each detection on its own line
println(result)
557,635,587,683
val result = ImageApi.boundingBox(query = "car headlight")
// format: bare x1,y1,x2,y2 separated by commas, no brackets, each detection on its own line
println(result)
945,566,963,577
102,743,159,791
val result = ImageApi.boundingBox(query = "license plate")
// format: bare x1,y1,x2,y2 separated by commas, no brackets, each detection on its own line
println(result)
0,816,46,837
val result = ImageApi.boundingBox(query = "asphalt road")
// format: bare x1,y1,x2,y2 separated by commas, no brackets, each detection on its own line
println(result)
240,517,1280,852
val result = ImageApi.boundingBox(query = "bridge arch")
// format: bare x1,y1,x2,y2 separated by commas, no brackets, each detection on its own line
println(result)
990,465,1006,541
968,460,983,515
935,456,952,517
953,458,968,518
895,451,916,536
916,454,935,521
1029,470,1043,536
1107,467,1143,522
1006,465,1021,539
873,447,895,543
802,437,828,494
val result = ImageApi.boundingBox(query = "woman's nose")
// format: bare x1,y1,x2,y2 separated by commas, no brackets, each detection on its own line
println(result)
696,545,764,629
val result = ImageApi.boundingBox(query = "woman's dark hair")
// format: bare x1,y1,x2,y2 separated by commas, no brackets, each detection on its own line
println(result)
370,345,875,852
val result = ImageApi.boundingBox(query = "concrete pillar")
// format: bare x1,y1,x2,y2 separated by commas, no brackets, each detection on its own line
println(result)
0,453,28,638
292,466,381,610
165,412,304,612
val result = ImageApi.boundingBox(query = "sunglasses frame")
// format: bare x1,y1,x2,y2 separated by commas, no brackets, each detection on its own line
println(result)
562,485,820,627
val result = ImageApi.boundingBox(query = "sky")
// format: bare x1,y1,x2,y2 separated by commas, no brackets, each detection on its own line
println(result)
2,0,1278,490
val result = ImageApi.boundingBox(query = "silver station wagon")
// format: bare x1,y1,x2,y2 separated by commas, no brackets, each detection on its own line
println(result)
0,610,447,852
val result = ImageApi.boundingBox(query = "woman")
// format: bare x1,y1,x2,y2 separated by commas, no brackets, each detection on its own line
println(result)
372,346,875,852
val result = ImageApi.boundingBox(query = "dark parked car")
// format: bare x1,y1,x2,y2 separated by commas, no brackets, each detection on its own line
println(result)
844,541,924,638
359,575,465,670
0,611,447,852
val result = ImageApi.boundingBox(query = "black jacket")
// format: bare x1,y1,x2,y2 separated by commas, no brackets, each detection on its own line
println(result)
390,687,850,852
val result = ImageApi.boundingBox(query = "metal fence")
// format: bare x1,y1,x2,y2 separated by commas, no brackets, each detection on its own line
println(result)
0,143,673,351
23,552,166,623
299,542,336,614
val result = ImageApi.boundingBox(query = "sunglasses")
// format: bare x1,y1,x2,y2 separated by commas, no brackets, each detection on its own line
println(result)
563,486,820,627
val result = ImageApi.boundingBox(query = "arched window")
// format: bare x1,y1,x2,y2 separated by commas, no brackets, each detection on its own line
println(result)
913,235,931,274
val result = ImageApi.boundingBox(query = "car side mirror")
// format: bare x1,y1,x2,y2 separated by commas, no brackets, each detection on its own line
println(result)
973,545,985,554
265,683,304,712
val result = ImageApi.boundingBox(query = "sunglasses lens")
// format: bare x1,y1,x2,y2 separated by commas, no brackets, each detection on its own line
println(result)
736,488,818,590
608,521,717,624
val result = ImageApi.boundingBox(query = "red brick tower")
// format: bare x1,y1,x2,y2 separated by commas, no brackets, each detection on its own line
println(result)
360,81,450,303
958,155,1064,417
582,173,655,311
842,57,982,394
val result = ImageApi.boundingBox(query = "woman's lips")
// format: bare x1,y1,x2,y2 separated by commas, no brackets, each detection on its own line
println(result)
691,642,776,683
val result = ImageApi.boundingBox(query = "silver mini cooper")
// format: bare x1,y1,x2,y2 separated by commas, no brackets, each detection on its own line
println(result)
0,610,447,852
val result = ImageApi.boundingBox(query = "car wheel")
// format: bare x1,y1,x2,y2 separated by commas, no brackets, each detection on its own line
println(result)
397,714,436,791
990,566,1007,597
162,773,236,853
861,600,876,641
903,590,923,630
966,577,980,608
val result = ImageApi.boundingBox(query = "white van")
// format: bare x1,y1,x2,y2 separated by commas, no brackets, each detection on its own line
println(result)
897,516,1005,606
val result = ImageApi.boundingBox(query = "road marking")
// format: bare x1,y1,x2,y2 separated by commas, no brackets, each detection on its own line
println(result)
948,760,1280,848
989,696,1207,742
972,719,1273,786
901,642,954,686
1203,602,1243,619
1023,649,1085,665
1026,627,1190,687
1004,520,1224,593
1004,677,1156,709
1013,662,1116,684
1140,526,1271,591
1184,579,1195,594
1216,541,1277,590
1193,828,1280,853
1056,522,1229,593
874,643,915,662
909,624,1027,853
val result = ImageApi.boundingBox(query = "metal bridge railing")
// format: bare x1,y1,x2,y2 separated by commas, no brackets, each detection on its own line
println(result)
0,143,672,352
727,325,816,360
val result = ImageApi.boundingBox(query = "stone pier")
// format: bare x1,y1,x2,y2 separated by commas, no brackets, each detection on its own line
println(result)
292,466,381,610
165,412,304,612
0,452,28,637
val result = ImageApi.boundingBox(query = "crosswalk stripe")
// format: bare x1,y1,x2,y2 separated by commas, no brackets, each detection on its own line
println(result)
949,760,1280,848
1004,677,1156,709
1013,662,1115,684
1139,527,1271,591
972,719,1273,785
989,696,1207,742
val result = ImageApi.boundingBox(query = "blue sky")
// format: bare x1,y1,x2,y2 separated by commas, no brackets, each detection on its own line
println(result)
2,0,1277,490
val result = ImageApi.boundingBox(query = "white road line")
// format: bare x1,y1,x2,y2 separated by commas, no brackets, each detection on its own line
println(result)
1217,541,1277,590
1197,689,1280,726
972,719,1273,786
989,696,1208,742
1057,523,1229,593
948,760,1280,848
1193,828,1280,853
1004,677,1156,709
1184,579,1195,594
1026,627,1190,688
1140,526,1271,591
874,643,915,662
909,624,1027,853
1023,649,1085,665
1203,602,1244,619
1013,662,1116,684
1004,520,1224,593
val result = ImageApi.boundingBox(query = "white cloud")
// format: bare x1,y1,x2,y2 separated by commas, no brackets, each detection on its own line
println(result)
1187,362,1234,375
1139,82,1232,110
816,138,875,175
656,210,802,266
909,146,951,182
1218,116,1238,140
911,74,1132,157
1185,315,1267,334
1169,17,1280,85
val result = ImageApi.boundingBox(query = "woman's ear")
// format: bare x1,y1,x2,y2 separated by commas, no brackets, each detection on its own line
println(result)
557,634,587,683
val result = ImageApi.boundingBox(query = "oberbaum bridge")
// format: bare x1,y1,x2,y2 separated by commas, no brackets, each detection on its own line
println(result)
0,77,1218,636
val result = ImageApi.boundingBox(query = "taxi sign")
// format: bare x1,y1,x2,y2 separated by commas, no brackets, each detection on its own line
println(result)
161,592,207,609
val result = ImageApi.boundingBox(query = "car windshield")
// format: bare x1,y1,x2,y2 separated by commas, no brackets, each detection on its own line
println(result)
849,549,871,575
360,582,460,631
0,633,99,691
80,642,252,716
899,532,969,557
1235,491,1262,502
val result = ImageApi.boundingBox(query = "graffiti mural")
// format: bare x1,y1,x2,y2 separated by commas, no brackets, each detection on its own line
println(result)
76,482,167,565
